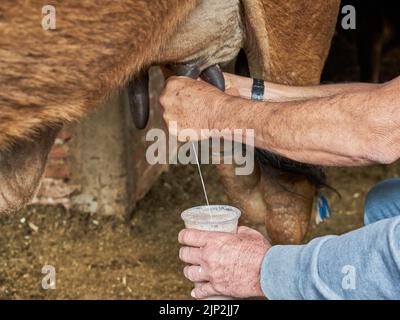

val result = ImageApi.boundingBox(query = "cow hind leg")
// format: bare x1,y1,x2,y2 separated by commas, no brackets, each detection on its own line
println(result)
210,51,322,244
215,157,270,237
215,151,319,244
259,165,315,244
224,0,340,243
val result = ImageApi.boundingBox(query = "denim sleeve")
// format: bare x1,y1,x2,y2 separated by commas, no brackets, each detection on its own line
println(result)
260,216,400,300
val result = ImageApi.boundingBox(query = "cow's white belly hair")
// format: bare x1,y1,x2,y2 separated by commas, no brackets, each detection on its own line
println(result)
158,0,244,70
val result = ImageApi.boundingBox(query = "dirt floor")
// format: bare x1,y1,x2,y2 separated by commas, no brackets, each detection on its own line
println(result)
1,31,400,300
0,162,399,299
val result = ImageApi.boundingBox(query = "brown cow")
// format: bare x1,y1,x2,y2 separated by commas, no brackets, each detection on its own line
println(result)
0,0,340,244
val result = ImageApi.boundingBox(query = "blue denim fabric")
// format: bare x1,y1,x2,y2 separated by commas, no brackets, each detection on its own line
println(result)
260,178,400,300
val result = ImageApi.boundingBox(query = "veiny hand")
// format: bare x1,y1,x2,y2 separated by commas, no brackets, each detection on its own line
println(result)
159,74,244,141
178,226,271,299
160,76,226,141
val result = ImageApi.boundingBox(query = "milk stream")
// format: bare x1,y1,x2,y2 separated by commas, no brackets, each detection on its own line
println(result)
191,142,212,216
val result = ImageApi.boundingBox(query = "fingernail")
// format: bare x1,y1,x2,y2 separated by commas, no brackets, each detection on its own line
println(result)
191,290,196,298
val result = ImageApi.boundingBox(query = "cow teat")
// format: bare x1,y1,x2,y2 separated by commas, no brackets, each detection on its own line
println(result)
127,70,150,130
201,65,225,91
170,62,225,93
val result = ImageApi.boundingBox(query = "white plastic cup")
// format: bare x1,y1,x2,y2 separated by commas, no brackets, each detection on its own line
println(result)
181,205,241,300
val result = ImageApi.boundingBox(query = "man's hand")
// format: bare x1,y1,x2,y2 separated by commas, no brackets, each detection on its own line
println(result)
160,76,225,140
159,75,240,141
178,226,271,299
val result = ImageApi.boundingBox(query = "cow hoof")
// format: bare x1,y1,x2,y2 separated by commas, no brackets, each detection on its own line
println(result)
260,166,315,244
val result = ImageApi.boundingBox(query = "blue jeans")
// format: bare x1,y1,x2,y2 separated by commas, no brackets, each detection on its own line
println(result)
261,178,400,300
364,178,400,225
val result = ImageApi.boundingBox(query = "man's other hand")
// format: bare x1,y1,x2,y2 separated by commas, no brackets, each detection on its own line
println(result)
178,226,271,299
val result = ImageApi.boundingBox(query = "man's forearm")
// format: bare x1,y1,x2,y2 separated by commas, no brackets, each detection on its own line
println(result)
265,81,378,102
216,82,400,166
230,74,380,102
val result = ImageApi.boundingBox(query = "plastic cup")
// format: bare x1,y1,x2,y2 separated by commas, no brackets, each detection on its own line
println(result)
181,205,241,300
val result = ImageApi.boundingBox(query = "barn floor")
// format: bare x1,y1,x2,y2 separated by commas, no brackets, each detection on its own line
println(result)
2,31,400,300
0,162,399,299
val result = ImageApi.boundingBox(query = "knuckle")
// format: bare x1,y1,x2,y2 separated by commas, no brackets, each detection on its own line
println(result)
213,283,225,294
185,267,194,281
210,268,223,284
182,231,191,244
208,272,217,284
188,267,197,281
197,286,207,297
166,77,179,89
187,247,195,259
159,93,167,106
185,267,192,278
206,250,220,268
180,247,190,261
199,247,207,261
201,246,214,262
